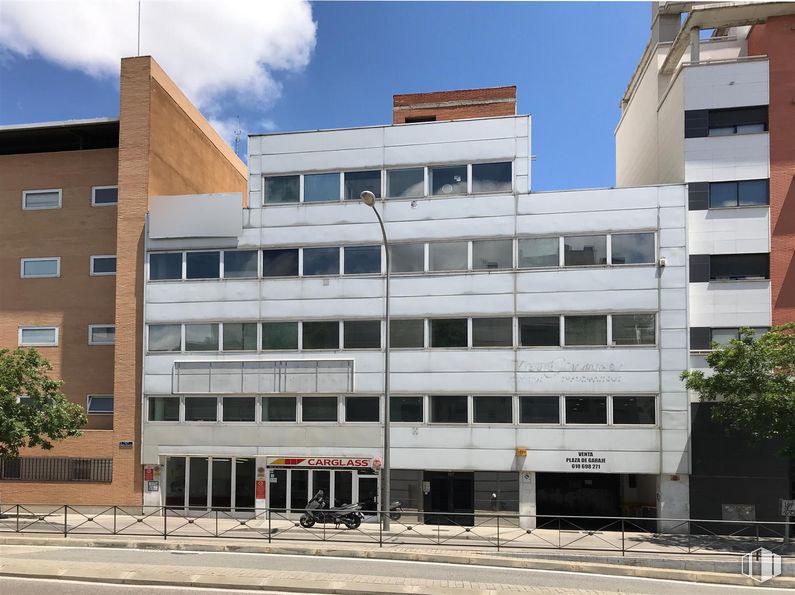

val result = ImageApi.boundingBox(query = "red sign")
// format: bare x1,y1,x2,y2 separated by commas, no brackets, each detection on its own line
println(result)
255,480,266,500
144,468,154,481
267,457,373,468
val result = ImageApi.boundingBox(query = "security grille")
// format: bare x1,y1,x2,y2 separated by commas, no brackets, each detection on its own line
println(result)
0,457,112,483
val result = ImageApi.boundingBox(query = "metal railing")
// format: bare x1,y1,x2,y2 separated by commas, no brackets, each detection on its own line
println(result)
0,459,113,483
0,504,791,557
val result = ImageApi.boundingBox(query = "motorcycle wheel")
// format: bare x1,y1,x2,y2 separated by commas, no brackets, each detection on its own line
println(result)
299,515,315,528
389,512,401,521
345,515,361,530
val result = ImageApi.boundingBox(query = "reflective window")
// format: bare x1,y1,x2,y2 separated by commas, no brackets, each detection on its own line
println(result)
302,321,339,349
185,397,218,422
473,396,512,423
430,165,467,195
302,396,338,422
518,238,559,268
21,258,59,278
707,106,767,136
23,189,61,209
150,253,182,280
185,323,219,351
389,244,424,273
387,168,424,198
344,320,381,349
223,323,257,351
611,233,655,265
148,397,179,421
472,239,512,270
711,328,739,346
520,396,560,424
222,397,255,422
710,179,769,207
430,396,468,424
710,182,738,208
91,256,117,275
92,186,118,206
564,316,607,346
472,162,512,193
390,396,423,422
565,396,607,424
304,173,340,203
519,317,560,347
344,170,381,200
429,241,468,271
344,245,381,274
612,314,656,346
262,249,299,277
390,319,424,348
224,250,258,278
186,252,220,279
430,318,467,348
472,318,512,347
303,247,340,276
148,324,181,351
87,396,114,414
262,322,298,350
709,253,769,280
262,397,296,422
345,397,379,422
564,235,607,266
264,175,299,204
89,325,115,345
613,396,656,425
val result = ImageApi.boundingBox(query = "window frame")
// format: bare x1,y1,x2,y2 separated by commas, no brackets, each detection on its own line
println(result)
20,257,61,279
343,245,382,275
611,395,657,426
563,395,608,425
470,161,513,194
344,396,381,423
184,396,220,423
147,324,183,352
262,248,299,278
303,172,342,203
262,174,300,205
386,167,426,199
149,252,184,281
222,250,259,279
609,232,656,266
90,255,117,277
185,251,221,280
184,323,220,352
221,396,257,423
472,395,513,424
18,326,59,347
88,324,116,346
22,188,62,210
517,237,561,269
302,246,341,276
519,395,561,425
147,396,181,422
91,185,119,207
300,396,339,423
86,395,114,415
429,395,469,424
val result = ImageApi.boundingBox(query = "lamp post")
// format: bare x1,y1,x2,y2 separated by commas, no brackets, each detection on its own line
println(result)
360,190,391,531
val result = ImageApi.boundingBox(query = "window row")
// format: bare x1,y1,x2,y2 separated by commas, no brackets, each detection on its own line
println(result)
263,162,513,205
148,232,656,281
20,256,117,278
689,326,769,351
684,106,768,139
147,314,656,352
17,325,115,347
688,179,769,210
21,186,118,210
147,394,657,426
17,394,112,414
689,253,769,282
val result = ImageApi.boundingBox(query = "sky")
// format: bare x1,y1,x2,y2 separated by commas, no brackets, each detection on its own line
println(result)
0,1,650,191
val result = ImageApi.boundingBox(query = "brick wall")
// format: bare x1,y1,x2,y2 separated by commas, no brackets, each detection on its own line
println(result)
393,86,516,124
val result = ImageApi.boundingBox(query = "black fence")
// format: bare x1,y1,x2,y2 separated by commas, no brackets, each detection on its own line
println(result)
0,458,112,483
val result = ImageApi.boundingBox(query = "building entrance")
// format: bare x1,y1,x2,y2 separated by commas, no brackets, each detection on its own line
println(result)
536,472,620,525
164,456,255,513
423,471,474,526
266,467,376,515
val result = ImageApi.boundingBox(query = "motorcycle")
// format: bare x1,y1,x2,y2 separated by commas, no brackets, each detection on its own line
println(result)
299,490,363,529
388,500,404,521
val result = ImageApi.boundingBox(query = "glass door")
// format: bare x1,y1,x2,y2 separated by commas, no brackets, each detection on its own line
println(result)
269,469,287,512
165,456,186,507
333,470,353,507
359,475,378,513
290,470,308,513
188,457,209,509
234,458,255,511
211,458,232,510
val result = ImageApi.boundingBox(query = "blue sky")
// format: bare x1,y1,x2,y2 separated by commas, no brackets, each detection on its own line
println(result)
0,1,650,191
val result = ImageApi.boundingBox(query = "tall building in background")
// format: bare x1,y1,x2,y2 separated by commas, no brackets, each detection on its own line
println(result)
615,1,794,521
0,57,247,505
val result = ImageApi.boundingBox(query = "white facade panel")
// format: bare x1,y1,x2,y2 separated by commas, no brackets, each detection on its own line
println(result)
688,281,771,327
687,208,770,254
682,59,769,112
684,134,769,182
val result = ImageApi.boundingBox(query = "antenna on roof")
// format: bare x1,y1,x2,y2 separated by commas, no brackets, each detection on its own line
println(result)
234,116,242,157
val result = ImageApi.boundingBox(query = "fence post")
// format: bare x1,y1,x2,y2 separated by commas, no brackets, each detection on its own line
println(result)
268,508,272,544
16,505,19,533
621,518,625,556
113,506,117,535
379,511,383,548
63,506,67,538
163,506,167,541
496,515,500,552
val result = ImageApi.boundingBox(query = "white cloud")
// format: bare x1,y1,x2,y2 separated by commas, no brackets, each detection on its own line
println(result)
0,0,316,109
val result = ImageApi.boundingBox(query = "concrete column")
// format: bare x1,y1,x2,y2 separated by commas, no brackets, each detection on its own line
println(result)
657,474,690,533
255,456,268,514
519,471,536,529
690,27,701,63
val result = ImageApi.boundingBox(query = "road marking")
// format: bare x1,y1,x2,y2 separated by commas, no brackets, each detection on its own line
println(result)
0,575,299,594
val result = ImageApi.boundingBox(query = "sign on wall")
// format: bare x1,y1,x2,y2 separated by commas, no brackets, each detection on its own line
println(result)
266,457,375,469
564,451,608,472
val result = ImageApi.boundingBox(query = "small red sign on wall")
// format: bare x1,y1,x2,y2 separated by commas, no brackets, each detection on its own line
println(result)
144,468,154,481
255,480,266,500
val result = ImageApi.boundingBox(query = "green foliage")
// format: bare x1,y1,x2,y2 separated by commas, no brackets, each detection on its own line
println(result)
0,348,87,458
681,323,795,456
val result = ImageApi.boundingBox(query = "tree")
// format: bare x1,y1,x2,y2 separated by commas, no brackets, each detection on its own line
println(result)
681,323,795,456
0,347,87,458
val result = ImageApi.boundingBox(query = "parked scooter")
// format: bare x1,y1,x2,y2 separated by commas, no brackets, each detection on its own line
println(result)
299,490,363,529
388,500,404,521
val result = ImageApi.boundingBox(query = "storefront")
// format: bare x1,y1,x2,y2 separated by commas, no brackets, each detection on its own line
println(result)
163,455,256,512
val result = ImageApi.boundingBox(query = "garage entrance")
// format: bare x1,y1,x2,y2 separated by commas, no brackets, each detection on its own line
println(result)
423,471,474,525
536,472,621,526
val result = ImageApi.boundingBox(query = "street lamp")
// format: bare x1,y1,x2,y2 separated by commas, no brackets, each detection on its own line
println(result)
360,190,391,531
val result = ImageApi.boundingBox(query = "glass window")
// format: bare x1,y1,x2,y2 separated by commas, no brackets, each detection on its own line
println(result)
472,239,512,270
262,396,296,422
431,165,467,195
564,316,607,346
343,320,381,349
613,396,656,425
518,238,559,268
302,396,338,422
303,247,340,276
185,323,219,351
264,175,299,204
430,395,468,423
738,179,769,206
148,324,181,351
91,256,117,275
344,170,381,200
387,168,424,198
429,241,468,271
564,235,607,266
87,396,113,414
389,244,424,273
23,189,61,209
472,162,512,193
345,396,379,422
430,318,467,348
261,322,298,350
302,321,339,349
565,396,607,424
709,182,738,208
390,396,423,422
21,258,59,278
185,251,220,279
390,319,424,348
520,396,560,424
18,327,57,346
222,397,255,422
612,314,656,346
611,233,655,265
89,325,115,345
148,397,179,421
472,318,512,347
304,173,340,203
223,323,257,351
150,253,182,280
262,249,299,277
473,396,512,423
344,245,381,274
92,186,118,205
709,253,769,280
519,317,560,347
223,250,258,278
185,397,218,422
